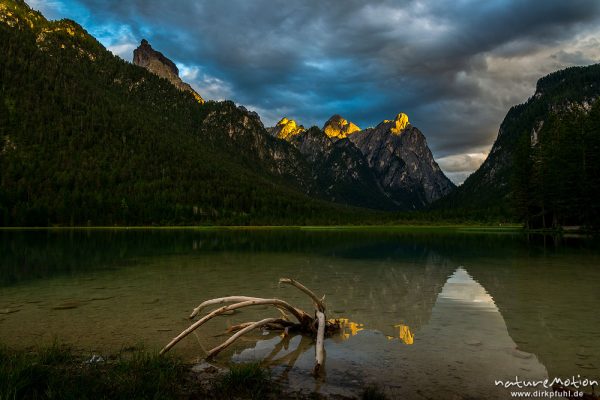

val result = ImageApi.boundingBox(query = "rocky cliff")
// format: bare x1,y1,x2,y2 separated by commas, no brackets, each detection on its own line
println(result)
290,127,398,209
267,112,455,209
133,39,204,104
348,113,455,208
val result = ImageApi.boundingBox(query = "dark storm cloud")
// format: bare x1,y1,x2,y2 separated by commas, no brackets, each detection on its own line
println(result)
30,0,600,183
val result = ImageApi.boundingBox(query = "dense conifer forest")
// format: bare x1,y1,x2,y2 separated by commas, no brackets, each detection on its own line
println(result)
435,64,600,229
1,0,599,229
0,1,380,226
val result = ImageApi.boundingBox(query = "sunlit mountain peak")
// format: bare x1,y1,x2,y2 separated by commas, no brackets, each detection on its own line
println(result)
390,112,410,134
322,114,361,139
273,117,305,140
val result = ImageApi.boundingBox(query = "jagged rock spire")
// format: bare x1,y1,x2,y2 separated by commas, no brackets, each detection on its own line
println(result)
133,39,204,104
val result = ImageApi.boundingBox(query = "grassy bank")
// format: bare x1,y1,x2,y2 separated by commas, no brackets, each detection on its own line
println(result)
0,344,191,400
0,344,387,400
0,223,524,232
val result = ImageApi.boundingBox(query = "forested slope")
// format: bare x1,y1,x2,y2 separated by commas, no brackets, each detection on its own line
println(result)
0,0,375,226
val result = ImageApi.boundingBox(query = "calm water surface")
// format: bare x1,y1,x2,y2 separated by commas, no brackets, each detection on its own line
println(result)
1,229,599,398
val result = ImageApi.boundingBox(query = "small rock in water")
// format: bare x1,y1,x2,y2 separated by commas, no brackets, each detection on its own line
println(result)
192,361,221,374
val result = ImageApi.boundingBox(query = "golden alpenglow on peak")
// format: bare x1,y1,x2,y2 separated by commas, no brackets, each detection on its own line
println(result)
274,117,305,140
322,114,361,138
390,112,410,134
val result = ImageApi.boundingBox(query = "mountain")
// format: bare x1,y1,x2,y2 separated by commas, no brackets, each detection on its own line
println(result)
322,114,361,139
438,64,600,228
267,113,455,210
267,117,305,140
0,0,382,226
347,113,455,208
0,0,456,226
290,127,398,209
133,39,204,104
266,118,397,209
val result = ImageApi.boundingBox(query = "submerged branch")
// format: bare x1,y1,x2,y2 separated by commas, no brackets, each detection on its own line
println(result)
313,311,326,376
207,318,280,358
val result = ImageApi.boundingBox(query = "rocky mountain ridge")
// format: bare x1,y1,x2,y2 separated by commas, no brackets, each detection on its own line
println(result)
128,36,454,210
348,114,455,207
2,0,374,226
1,0,455,222
133,39,204,104
290,127,397,209
267,117,305,140
268,112,455,208
322,114,361,139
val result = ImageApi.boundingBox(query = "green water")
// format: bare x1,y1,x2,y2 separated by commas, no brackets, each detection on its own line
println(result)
1,229,598,398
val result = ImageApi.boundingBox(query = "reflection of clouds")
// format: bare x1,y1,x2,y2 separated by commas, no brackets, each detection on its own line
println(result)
438,267,497,309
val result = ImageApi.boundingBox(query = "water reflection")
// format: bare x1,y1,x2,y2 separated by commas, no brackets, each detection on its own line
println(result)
1,230,599,399
334,318,364,340
391,324,414,344
233,267,554,398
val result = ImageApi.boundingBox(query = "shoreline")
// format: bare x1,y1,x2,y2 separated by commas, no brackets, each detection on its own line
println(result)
0,224,523,232
2,224,597,235
0,344,369,399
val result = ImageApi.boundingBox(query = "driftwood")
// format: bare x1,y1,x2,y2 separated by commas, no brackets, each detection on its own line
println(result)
313,311,326,375
160,278,340,375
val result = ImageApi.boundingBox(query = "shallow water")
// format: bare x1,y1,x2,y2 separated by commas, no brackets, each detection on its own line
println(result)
1,229,599,398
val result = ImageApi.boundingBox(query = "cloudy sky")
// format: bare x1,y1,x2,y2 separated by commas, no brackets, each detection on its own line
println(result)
29,0,600,184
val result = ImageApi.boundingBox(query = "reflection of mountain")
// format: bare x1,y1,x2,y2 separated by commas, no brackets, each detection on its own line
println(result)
234,267,550,399
322,251,454,335
0,229,468,287
468,261,600,378
4,228,595,287
2,229,598,389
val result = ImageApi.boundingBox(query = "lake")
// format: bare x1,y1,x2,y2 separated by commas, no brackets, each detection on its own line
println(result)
1,228,599,398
